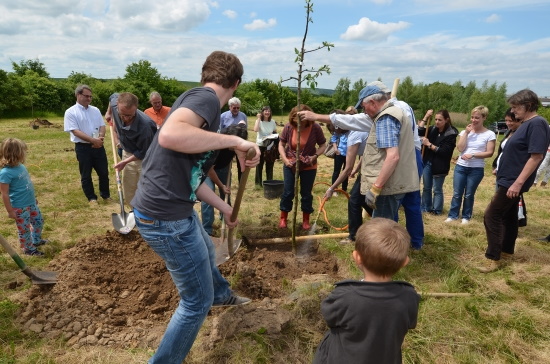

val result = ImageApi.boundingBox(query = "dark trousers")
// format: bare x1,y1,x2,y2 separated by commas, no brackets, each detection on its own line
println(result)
484,186,519,260
255,146,274,186
75,143,110,201
280,166,316,214
348,177,372,241
332,154,348,191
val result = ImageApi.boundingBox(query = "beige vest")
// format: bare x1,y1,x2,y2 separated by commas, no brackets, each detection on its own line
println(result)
361,102,419,195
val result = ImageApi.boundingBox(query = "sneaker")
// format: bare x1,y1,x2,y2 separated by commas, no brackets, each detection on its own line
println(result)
339,238,353,245
461,218,469,224
103,197,115,204
212,295,251,307
24,249,45,257
444,217,455,223
89,199,98,206
34,239,49,247
333,192,338,197
500,252,513,260
477,259,499,273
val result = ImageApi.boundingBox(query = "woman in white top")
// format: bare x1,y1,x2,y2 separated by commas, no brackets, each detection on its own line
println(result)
446,105,496,224
254,106,278,186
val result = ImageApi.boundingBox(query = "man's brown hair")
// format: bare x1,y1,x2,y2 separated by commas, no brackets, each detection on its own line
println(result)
201,51,243,89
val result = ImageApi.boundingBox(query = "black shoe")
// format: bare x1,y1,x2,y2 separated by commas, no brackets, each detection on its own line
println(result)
34,239,49,247
537,234,550,242
24,249,45,257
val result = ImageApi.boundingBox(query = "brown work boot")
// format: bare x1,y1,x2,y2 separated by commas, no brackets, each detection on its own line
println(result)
278,211,288,229
477,258,500,273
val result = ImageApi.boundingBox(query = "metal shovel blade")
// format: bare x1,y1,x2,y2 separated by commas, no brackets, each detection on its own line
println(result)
112,211,135,235
23,268,58,285
0,234,57,285
213,236,242,266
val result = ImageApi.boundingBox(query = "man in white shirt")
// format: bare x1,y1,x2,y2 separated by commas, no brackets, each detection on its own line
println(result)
63,84,111,205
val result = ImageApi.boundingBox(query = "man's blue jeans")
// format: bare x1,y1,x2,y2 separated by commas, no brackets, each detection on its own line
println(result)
421,161,447,215
396,148,424,248
373,193,405,220
448,164,485,220
135,210,232,364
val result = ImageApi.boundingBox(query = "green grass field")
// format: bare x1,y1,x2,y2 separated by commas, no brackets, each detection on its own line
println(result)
1,115,550,363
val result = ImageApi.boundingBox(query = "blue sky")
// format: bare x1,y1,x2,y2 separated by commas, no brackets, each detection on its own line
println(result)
1,0,549,100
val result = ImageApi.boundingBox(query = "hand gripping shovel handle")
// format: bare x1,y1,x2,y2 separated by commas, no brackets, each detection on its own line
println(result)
227,148,256,256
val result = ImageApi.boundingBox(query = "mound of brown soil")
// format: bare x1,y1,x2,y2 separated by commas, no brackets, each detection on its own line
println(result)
13,230,341,350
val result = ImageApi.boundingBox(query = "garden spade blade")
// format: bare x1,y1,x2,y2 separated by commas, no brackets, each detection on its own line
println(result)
109,124,135,234
0,234,57,285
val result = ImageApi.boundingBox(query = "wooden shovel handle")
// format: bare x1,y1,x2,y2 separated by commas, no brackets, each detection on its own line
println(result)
229,148,256,222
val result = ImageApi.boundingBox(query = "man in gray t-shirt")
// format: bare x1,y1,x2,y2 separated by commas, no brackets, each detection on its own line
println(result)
131,51,260,364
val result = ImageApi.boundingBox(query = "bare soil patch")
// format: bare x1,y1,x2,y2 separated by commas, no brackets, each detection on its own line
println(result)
11,230,341,351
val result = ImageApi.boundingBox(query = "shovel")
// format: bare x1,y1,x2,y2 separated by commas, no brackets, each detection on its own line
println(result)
213,161,232,265
0,234,57,285
109,124,135,234
227,148,256,257
214,148,256,264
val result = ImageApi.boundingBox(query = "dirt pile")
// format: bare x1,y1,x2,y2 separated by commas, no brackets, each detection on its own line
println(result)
13,230,341,350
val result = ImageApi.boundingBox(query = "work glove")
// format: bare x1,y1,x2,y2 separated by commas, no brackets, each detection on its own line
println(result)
365,184,382,209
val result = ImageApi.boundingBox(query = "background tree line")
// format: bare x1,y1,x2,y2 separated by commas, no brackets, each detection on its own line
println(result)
1,58,548,124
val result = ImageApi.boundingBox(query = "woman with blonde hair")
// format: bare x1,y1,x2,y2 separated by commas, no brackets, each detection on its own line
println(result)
278,105,326,229
446,105,496,224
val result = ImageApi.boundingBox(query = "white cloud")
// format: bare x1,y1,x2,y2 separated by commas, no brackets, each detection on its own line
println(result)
485,14,501,23
244,18,277,31
250,12,257,18
223,10,238,19
340,17,410,42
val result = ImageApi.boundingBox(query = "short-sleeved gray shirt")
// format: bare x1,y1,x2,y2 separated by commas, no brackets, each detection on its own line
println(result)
131,87,221,220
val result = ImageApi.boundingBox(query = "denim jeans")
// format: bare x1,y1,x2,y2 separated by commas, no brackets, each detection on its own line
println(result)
421,161,447,215
348,177,372,240
483,186,520,260
135,210,232,364
400,190,424,249
280,166,316,213
75,143,110,201
201,167,230,235
332,154,348,191
448,164,485,220
373,193,405,220
396,149,424,248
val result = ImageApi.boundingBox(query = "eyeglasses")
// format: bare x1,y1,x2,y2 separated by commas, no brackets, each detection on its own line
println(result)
118,112,135,119
80,93,93,98
231,106,240,110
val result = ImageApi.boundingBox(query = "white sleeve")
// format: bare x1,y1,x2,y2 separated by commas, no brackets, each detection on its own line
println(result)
330,113,373,133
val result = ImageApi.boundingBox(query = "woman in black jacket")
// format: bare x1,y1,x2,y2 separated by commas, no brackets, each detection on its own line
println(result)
418,109,458,215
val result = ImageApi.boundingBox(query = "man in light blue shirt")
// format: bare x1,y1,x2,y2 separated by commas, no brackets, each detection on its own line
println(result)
220,97,247,129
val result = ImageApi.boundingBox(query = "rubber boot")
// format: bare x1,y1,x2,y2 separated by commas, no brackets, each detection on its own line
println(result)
302,212,311,230
279,211,288,229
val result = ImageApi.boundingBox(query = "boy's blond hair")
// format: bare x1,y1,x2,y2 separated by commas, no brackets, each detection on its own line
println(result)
355,218,410,277
0,138,27,167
